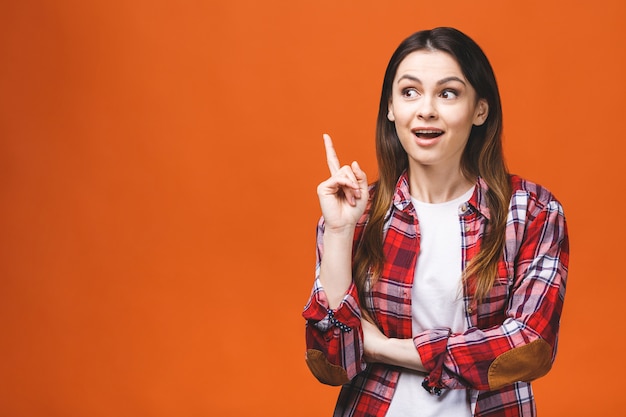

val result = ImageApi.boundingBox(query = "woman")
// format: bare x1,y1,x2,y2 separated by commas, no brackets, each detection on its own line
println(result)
303,27,569,417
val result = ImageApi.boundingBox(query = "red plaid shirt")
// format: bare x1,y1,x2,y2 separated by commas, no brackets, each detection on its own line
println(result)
303,172,569,417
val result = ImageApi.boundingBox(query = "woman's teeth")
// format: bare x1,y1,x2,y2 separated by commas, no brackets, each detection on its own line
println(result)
414,130,443,139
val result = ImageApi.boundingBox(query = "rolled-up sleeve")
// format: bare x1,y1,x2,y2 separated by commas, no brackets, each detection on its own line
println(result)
302,219,366,386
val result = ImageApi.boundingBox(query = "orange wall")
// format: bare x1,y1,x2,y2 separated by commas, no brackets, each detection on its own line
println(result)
1,1,624,416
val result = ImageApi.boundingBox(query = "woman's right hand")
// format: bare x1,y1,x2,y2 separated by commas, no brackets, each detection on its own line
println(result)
317,134,369,232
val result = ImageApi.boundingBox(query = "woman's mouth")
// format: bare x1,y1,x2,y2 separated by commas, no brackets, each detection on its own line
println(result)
413,129,444,139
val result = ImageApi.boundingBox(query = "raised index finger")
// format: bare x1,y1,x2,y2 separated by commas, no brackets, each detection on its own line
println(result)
323,133,341,175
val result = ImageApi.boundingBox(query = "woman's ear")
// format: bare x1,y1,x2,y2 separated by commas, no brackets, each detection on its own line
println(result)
473,99,489,126
387,102,395,122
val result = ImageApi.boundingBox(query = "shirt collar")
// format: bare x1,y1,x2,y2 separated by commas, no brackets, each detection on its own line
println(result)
391,171,492,220
391,172,413,212
468,176,491,220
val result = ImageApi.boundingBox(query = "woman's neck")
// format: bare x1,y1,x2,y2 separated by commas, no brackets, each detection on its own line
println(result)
407,164,474,204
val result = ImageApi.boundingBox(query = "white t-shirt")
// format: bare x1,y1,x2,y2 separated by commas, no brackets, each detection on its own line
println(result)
386,187,474,417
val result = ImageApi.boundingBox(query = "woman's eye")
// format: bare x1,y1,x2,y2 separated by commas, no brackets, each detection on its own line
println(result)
440,89,458,99
402,88,418,98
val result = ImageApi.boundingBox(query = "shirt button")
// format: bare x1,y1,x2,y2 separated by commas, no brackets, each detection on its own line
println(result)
464,225,471,232
459,204,468,214
467,306,474,314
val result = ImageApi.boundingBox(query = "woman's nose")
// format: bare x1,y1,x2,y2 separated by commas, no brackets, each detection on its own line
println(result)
417,97,437,119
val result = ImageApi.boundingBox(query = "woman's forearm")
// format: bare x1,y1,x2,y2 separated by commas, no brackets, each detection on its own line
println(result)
318,227,356,310
377,338,426,372
362,319,426,372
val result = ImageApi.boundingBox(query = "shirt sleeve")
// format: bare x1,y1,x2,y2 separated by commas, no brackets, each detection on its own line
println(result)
302,218,367,386
416,196,569,392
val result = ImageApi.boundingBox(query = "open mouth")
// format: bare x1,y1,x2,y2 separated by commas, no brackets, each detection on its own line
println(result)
413,129,444,139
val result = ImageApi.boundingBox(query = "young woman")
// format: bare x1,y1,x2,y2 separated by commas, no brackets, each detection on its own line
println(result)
303,27,569,417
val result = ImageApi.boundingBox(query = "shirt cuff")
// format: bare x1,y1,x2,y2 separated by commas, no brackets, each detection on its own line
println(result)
303,280,361,331
414,328,451,391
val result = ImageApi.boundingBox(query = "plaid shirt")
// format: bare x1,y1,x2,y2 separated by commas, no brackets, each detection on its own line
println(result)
303,172,569,417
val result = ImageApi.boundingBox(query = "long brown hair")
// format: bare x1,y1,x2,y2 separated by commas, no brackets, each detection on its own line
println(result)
353,27,510,310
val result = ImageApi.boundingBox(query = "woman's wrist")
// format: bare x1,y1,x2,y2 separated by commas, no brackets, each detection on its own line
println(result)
323,223,357,237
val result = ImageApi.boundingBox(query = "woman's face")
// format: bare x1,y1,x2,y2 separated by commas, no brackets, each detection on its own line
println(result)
387,50,488,173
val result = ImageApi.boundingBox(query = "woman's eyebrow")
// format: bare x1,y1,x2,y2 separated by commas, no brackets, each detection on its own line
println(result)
437,76,466,86
397,74,467,86
397,74,421,84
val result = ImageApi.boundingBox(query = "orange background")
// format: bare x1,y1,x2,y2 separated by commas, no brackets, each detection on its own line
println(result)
1,1,624,416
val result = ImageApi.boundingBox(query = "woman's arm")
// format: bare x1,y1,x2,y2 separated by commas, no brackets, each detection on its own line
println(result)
359,189,568,393
303,221,365,386
416,194,568,392
318,227,357,309
302,134,370,385
316,133,369,307
361,318,427,373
